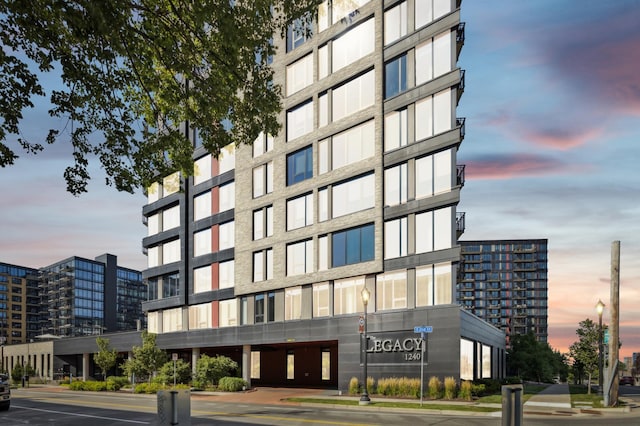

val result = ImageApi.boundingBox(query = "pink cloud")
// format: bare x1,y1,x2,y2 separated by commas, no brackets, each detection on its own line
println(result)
465,153,570,180
518,126,603,150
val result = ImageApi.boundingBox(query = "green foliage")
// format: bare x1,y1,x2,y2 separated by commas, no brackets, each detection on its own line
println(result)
366,376,375,395
107,376,130,388
508,331,567,383
121,331,167,383
473,378,502,395
428,376,442,399
11,365,23,384
471,383,486,397
443,377,456,400
94,337,118,380
569,319,601,393
157,359,192,386
69,380,109,391
348,377,359,395
193,354,238,388
218,377,247,392
0,0,321,195
459,380,473,401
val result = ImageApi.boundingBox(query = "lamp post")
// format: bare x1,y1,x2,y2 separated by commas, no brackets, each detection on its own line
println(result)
359,286,371,405
596,300,605,395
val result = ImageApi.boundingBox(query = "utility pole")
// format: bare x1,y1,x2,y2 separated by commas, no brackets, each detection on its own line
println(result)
606,241,620,406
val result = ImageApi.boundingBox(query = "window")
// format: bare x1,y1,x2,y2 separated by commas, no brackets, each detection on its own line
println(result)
194,155,212,186
322,351,331,380
415,207,452,252
287,193,313,230
416,0,452,31
286,54,313,96
318,235,328,270
287,146,313,185
163,307,183,332
332,224,374,267
332,70,375,122
219,221,235,251
285,286,302,321
287,352,295,380
253,248,273,282
253,132,274,158
188,303,211,330
218,144,236,174
163,239,181,264
287,100,314,141
319,120,375,174
332,173,375,218
148,311,159,333
332,18,375,72
384,1,407,45
376,270,407,310
313,282,330,317
194,191,211,221
251,351,260,379
162,205,180,231
148,246,159,268
147,182,160,203
385,55,407,99
287,240,313,276
384,109,408,152
194,228,212,257
163,172,181,196
415,89,452,140
416,31,452,86
287,16,312,52
219,260,234,289
219,299,237,327
482,345,492,378
147,213,160,236
253,205,273,240
415,149,452,198
219,182,235,213
255,294,265,323
460,338,474,381
161,273,180,298
334,276,366,315
384,163,407,206
194,265,211,294
253,161,273,198
384,217,407,259
416,262,453,306
318,44,329,80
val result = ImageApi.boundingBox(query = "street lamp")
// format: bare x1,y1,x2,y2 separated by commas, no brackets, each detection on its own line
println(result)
359,286,371,405
596,300,605,395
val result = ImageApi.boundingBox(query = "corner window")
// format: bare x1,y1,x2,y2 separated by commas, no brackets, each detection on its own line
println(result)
332,224,374,267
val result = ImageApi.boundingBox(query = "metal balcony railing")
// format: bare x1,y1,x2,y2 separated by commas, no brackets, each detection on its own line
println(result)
456,164,466,187
457,117,466,141
456,211,466,236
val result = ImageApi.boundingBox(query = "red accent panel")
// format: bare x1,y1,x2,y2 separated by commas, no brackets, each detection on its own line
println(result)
211,262,219,290
212,301,219,328
212,187,219,214
212,225,219,253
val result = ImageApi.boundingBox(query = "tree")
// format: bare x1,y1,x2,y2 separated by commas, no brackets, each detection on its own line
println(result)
193,354,238,389
94,336,118,381
157,359,192,386
569,319,601,394
121,331,167,383
507,331,567,383
0,0,319,195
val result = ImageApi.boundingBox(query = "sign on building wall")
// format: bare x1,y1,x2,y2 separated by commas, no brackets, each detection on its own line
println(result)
362,331,427,366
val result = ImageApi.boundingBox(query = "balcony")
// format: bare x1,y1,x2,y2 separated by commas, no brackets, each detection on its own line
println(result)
456,212,466,237
456,164,466,187
457,69,465,104
456,22,465,60
456,117,466,141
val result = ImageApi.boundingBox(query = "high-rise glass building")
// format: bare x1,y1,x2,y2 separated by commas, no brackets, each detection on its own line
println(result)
0,263,40,344
458,239,549,347
139,0,505,389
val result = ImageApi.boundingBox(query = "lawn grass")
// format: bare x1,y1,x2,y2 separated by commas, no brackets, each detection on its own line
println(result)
568,384,604,408
475,383,548,404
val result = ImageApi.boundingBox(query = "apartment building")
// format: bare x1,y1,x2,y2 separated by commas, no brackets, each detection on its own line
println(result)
458,239,549,347
46,0,505,388
0,263,39,345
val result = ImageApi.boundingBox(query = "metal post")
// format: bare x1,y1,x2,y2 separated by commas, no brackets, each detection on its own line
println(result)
420,332,424,406
598,310,603,394
359,287,370,405
170,390,178,425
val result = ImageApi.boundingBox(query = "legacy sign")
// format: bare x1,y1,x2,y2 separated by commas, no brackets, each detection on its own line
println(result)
363,331,428,364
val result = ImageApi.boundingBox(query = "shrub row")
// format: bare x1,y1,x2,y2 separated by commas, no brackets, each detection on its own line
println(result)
348,376,506,400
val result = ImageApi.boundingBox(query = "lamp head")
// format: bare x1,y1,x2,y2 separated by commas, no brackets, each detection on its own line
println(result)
596,299,605,316
361,286,371,306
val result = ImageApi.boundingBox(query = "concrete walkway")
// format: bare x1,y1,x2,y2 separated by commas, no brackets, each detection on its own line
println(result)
523,383,573,415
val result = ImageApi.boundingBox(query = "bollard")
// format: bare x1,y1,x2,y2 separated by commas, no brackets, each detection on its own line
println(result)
501,384,523,426
170,390,178,425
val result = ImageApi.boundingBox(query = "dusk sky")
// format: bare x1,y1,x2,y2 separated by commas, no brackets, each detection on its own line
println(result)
1,1,639,360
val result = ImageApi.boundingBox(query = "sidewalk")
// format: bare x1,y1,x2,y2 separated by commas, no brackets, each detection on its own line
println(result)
524,383,573,416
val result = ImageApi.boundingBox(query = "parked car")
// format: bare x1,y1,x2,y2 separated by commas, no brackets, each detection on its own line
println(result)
620,376,635,386
0,373,10,411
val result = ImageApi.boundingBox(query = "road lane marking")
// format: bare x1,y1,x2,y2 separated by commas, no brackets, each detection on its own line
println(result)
12,404,149,424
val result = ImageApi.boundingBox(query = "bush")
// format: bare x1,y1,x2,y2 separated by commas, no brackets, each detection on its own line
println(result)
194,355,238,388
474,378,501,394
69,381,108,391
134,382,165,394
444,377,456,400
366,376,375,395
107,376,129,389
471,383,486,397
218,377,247,392
348,377,359,395
428,376,442,399
459,380,472,401
376,377,420,397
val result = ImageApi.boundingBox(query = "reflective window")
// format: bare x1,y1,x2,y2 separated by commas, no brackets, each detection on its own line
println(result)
194,228,211,257
286,54,313,96
189,303,212,329
194,155,212,186
332,224,374,267
162,205,180,231
385,55,407,99
219,182,235,213
416,31,452,86
253,132,274,158
219,299,237,327
163,239,181,264
416,0,452,31
285,286,302,321
287,146,313,185
384,163,407,206
384,217,407,259
219,221,235,251
253,205,274,240
332,70,375,122
384,109,408,152
253,248,273,282
218,144,236,174
333,276,366,315
194,265,211,294
287,239,313,276
287,193,313,230
313,282,330,317
287,100,314,141
253,161,273,198
376,270,407,310
332,173,375,218
332,18,375,72
194,191,211,221
416,89,452,140
219,260,234,289
287,15,313,52
384,1,407,45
